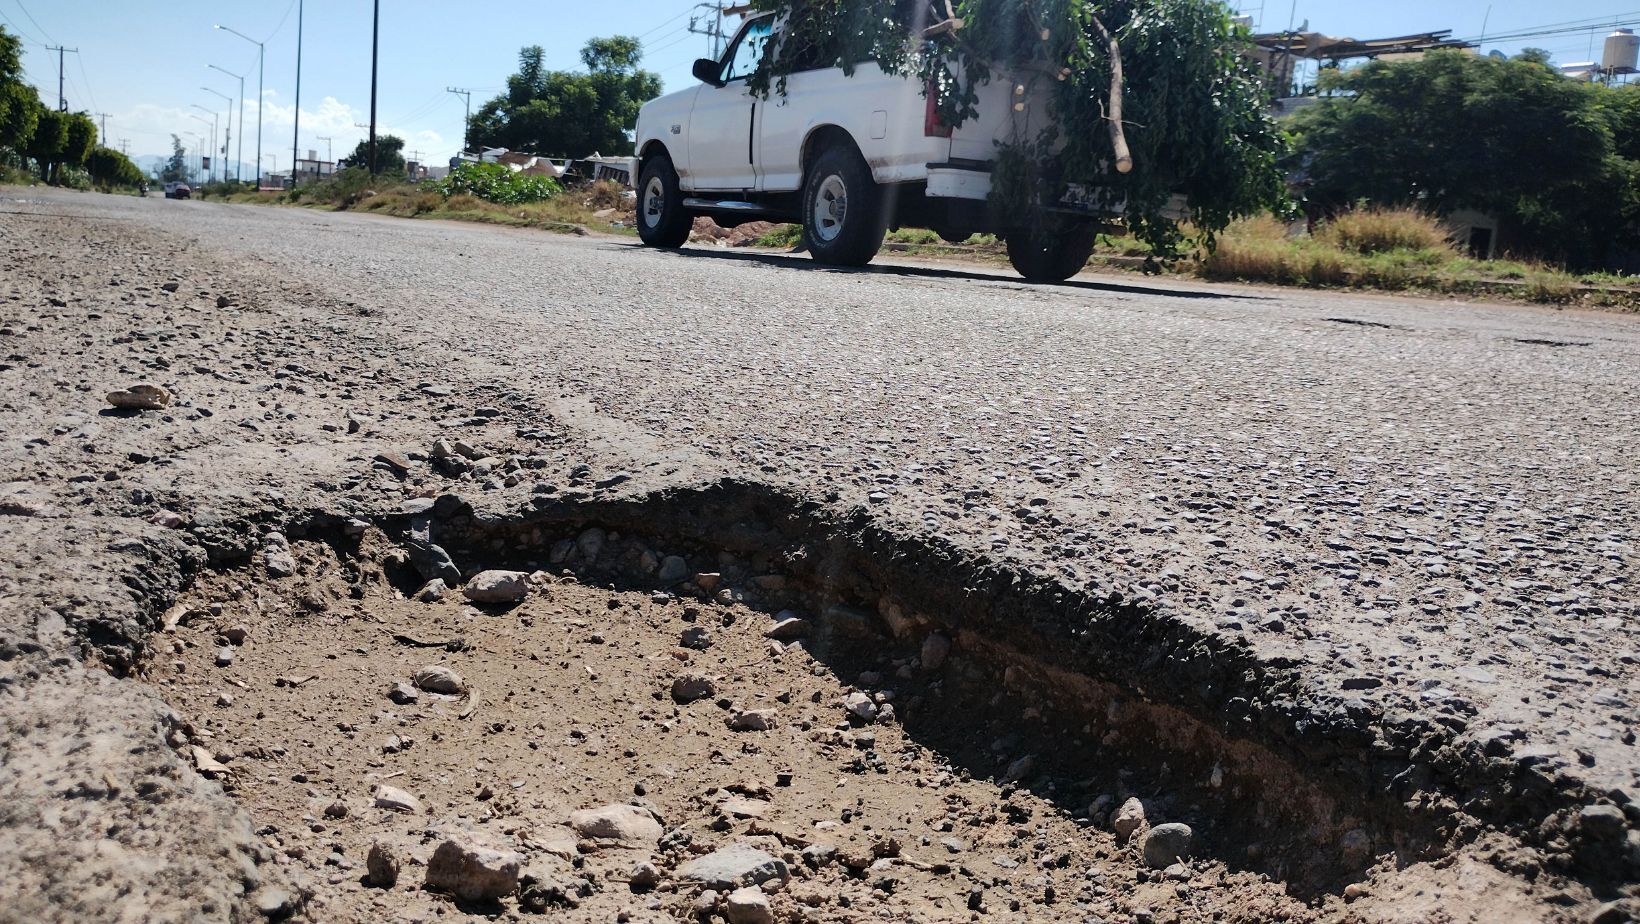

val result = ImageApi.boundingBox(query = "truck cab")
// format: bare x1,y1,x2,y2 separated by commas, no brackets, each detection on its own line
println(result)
631,12,1105,281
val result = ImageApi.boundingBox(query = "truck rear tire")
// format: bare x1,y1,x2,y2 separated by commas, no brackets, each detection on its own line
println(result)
1007,222,1099,282
801,145,886,268
637,154,692,248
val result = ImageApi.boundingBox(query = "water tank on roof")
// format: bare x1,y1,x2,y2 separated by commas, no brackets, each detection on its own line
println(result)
1603,28,1639,74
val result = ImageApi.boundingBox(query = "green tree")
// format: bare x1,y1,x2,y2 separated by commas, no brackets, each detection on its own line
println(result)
337,134,406,175
161,134,188,182
0,25,42,159
61,111,95,171
1291,49,1636,269
470,36,660,157
23,107,66,179
86,146,143,188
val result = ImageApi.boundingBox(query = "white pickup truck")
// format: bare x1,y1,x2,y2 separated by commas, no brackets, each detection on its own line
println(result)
630,12,1113,281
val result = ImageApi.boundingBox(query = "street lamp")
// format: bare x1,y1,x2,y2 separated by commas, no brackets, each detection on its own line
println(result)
208,64,246,185
215,25,263,188
202,87,234,183
190,106,218,183
291,0,305,187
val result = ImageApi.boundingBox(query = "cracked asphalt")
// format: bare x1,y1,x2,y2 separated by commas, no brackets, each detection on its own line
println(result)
7,185,1639,808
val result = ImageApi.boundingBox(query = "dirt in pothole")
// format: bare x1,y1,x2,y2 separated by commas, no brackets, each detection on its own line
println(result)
141,531,1334,924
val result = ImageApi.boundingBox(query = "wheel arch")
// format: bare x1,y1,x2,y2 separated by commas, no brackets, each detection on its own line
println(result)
800,124,860,177
638,139,672,166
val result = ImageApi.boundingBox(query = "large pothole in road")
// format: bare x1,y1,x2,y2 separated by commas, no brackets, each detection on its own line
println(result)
136,480,1600,921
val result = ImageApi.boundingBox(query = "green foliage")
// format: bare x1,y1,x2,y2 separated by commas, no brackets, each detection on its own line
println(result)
744,0,1287,257
0,27,42,157
62,111,95,167
338,133,407,175
23,108,67,170
470,36,660,157
86,146,145,188
161,134,189,182
434,161,561,204
1291,50,1640,270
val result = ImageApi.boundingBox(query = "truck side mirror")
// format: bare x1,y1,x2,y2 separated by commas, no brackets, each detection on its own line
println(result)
693,58,726,88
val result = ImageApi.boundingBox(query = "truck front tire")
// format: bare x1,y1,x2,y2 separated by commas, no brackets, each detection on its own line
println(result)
801,145,886,268
1007,222,1099,282
637,154,692,249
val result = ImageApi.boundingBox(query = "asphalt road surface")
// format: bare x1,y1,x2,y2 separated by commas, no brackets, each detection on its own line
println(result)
3,187,1637,916
20,187,1640,791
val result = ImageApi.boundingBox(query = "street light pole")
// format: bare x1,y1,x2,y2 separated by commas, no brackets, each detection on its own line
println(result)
368,0,380,174
216,25,264,188
292,0,304,185
202,87,234,182
209,64,246,185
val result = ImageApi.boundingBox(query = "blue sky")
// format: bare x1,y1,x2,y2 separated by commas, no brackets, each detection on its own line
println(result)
4,0,1638,174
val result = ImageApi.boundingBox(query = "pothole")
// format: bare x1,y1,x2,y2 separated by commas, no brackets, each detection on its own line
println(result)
130,479,1631,920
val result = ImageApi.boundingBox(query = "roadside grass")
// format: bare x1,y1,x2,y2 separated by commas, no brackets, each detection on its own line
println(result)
221,175,637,236
1178,210,1638,309
215,183,1635,310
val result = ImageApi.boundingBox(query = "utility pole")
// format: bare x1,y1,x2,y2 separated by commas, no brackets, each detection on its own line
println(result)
118,138,129,155
687,4,727,58
216,26,264,187
45,46,78,111
446,87,472,154
316,135,333,170
292,0,305,186
367,0,380,174
95,112,111,142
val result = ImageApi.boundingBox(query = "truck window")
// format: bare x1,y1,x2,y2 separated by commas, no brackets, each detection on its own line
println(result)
721,18,773,83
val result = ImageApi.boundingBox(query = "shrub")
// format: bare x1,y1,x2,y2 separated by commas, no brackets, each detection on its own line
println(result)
435,162,560,205
1321,208,1453,255
754,224,802,248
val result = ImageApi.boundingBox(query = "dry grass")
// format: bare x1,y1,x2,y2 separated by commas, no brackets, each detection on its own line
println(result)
1320,207,1455,255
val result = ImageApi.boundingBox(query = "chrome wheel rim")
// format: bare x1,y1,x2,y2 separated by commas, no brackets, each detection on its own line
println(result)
812,174,848,243
643,176,665,228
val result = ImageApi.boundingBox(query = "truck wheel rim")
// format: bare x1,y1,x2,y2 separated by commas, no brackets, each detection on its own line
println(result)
643,176,665,228
813,174,847,243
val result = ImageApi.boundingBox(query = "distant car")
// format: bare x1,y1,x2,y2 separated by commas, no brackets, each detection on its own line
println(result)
163,182,192,199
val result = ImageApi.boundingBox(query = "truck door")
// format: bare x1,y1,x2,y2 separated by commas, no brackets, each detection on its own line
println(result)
686,16,772,192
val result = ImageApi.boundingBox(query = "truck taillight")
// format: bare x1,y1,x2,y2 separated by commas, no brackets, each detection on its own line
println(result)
925,86,952,138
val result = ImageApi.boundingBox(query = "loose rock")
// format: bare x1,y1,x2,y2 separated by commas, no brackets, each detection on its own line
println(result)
677,843,790,891
1113,797,1147,841
365,840,400,888
424,833,524,901
568,804,664,849
725,886,774,924
671,673,716,704
1142,823,1194,868
107,383,172,410
412,665,466,694
373,785,421,814
462,570,530,604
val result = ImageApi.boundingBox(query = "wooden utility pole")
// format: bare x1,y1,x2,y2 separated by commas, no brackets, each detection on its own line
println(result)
45,46,78,111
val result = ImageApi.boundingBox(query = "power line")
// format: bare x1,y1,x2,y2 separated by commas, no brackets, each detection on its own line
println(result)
10,0,54,44
74,49,98,112
637,5,696,40
0,6,43,45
